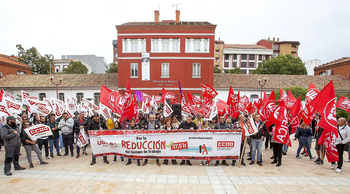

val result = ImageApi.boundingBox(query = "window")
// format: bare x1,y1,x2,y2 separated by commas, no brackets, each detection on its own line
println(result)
130,63,138,77
193,39,201,52
250,94,259,99
173,39,179,52
123,39,128,51
232,62,237,68
241,69,247,74
39,93,46,101
265,55,270,60
292,44,297,48
152,39,159,51
248,70,253,74
233,54,237,60
94,93,100,105
162,39,170,51
131,39,138,52
76,93,84,104
161,63,169,77
258,55,263,61
241,62,247,67
225,54,229,60
17,70,21,74
241,54,247,60
224,62,229,68
203,39,208,52
141,39,146,52
192,63,201,77
186,39,191,51
273,45,279,50
273,53,278,57
249,55,255,60
249,62,255,68
58,93,65,102
0,72,2,78
216,58,219,62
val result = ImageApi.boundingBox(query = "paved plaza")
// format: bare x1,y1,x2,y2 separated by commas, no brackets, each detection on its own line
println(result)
0,139,350,194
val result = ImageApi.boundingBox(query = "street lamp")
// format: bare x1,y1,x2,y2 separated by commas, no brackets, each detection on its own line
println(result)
50,77,62,99
258,78,267,98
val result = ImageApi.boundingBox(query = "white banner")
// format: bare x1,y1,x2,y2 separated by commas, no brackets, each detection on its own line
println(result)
24,124,53,141
77,128,89,147
89,130,242,160
243,117,258,136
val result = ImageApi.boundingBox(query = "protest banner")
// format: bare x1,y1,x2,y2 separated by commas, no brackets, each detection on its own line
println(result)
24,124,53,141
89,130,242,160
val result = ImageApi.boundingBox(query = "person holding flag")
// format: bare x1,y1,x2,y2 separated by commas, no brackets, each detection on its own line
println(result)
331,118,350,173
73,111,89,158
295,122,316,160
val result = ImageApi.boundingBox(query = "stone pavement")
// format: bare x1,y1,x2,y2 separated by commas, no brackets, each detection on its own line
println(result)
0,139,349,194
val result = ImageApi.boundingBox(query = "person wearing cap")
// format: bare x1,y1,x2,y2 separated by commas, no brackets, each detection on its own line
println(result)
58,112,75,157
1,116,26,176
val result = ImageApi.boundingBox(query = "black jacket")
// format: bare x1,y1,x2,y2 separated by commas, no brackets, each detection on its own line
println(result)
46,121,60,139
21,129,33,146
179,121,198,130
73,117,89,135
251,121,267,139
88,120,107,131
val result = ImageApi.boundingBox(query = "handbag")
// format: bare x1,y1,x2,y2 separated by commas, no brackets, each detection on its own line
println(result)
338,126,350,152
295,128,300,138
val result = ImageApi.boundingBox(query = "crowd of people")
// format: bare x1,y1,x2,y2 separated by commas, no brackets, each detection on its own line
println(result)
1,107,350,176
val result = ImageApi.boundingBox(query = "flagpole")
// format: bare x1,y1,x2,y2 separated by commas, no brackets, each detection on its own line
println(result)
239,136,247,168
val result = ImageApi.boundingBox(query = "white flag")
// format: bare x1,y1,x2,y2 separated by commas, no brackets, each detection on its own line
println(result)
100,103,112,120
209,103,218,121
77,128,89,147
243,117,258,136
163,101,173,118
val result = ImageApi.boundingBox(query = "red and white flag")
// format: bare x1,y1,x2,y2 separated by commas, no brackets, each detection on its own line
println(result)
4,97,22,117
187,92,201,106
163,101,173,118
286,90,297,109
309,80,338,137
305,82,320,120
179,81,192,117
208,102,218,120
100,103,112,120
269,105,291,146
23,124,53,141
162,88,176,103
205,83,218,99
318,130,339,163
244,117,258,136
259,90,276,128
277,88,287,105
77,128,89,147
336,96,350,112
120,80,134,122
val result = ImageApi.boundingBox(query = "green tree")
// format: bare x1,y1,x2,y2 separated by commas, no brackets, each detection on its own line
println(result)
16,44,54,74
252,54,307,75
274,87,307,101
214,66,221,73
336,108,349,120
106,62,118,73
225,68,242,74
62,60,88,74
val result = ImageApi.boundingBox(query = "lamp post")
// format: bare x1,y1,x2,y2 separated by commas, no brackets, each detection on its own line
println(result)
258,78,267,98
50,77,62,99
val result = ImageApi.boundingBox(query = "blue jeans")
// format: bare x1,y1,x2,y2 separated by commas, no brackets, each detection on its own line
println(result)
251,139,263,162
347,143,350,160
297,137,313,158
283,144,289,153
49,138,60,155
59,135,64,149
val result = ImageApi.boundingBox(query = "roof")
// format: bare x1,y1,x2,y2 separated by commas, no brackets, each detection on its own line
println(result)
213,74,350,92
0,73,118,88
274,41,300,45
118,21,215,26
314,57,350,69
223,44,270,49
0,54,31,69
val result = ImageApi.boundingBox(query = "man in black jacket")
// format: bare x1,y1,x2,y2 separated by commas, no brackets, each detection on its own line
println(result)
142,114,161,166
249,114,267,166
74,111,89,158
1,116,26,176
89,113,108,165
214,116,230,166
179,115,198,166
46,115,61,157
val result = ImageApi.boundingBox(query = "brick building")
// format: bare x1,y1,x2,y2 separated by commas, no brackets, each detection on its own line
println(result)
257,37,300,58
314,57,350,80
115,10,216,99
0,54,32,78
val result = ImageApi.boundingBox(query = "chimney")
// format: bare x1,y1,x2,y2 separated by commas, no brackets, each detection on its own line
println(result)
268,37,270,41
155,10,159,23
176,10,180,23
273,37,275,41
277,37,279,42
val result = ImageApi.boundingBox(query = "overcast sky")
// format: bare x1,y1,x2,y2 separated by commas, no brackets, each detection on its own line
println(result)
1,0,349,65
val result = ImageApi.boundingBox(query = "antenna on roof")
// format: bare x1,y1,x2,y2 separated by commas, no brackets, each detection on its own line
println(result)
172,3,181,10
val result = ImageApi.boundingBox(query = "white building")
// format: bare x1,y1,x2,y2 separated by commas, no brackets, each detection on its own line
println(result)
54,59,92,74
304,59,321,75
223,44,273,74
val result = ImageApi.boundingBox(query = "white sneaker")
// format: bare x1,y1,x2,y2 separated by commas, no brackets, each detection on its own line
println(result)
336,168,342,173
46,156,51,159
345,159,350,162
121,161,125,164
331,164,336,170
112,160,116,164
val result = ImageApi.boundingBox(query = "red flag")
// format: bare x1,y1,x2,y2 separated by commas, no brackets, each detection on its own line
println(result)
305,82,320,120
187,92,201,106
259,90,276,128
0,89,4,102
120,80,134,122
336,96,350,112
205,83,218,99
256,98,263,111
286,90,297,109
262,90,268,105
289,96,302,118
277,88,287,104
309,80,338,137
100,85,113,107
269,105,291,146
162,88,176,103
290,116,300,134
300,106,312,126
246,102,253,114
179,81,192,117
318,130,339,163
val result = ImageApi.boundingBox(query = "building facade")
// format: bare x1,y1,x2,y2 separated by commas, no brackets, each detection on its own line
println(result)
115,10,216,99
257,37,300,58
112,40,118,64
54,58,93,74
0,54,32,78
314,57,350,80
59,55,109,74
214,39,224,69
304,59,321,75
222,44,272,74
